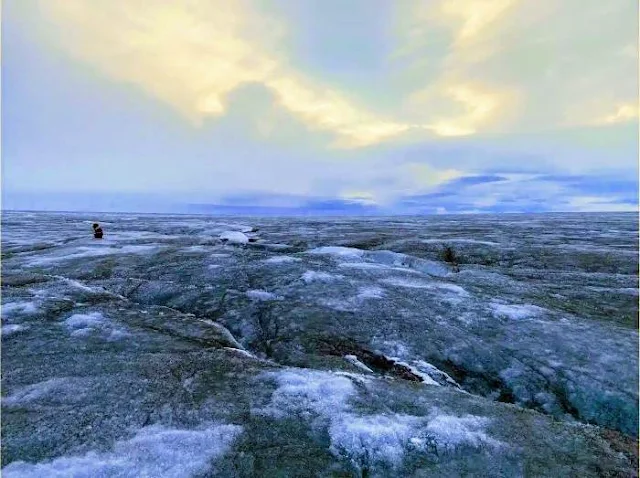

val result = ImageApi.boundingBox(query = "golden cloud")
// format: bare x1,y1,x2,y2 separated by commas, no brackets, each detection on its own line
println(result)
38,0,431,148
395,0,637,134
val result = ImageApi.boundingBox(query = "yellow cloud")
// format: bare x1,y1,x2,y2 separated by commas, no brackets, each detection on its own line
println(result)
409,82,516,136
41,1,280,123
36,0,634,149
38,0,430,148
264,75,414,148
439,0,516,45
598,104,639,125
564,101,639,128
395,0,636,135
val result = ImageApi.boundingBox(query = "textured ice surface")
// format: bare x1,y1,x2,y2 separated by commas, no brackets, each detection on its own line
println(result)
2,211,637,476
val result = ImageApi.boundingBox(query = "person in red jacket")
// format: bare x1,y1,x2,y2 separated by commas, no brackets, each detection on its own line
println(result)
92,223,104,239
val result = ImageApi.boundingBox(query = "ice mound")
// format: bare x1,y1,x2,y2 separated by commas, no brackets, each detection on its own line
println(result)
2,423,243,478
219,231,249,245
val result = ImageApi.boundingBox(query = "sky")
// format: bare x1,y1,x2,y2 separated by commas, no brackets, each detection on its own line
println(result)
2,0,639,214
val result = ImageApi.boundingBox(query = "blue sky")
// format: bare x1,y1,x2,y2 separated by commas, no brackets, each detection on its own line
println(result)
2,0,638,214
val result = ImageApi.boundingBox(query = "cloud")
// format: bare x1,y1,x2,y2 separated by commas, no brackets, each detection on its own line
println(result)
395,0,638,134
595,103,639,125
34,0,638,151
392,172,638,213
37,0,434,148
404,163,464,188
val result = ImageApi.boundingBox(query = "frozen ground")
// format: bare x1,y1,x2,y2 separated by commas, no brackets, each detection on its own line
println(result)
1,211,638,477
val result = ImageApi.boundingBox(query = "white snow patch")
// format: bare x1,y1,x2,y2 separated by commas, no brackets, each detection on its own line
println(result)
302,270,343,284
65,312,108,329
184,245,207,252
330,414,423,469
424,411,502,452
490,303,546,320
356,286,385,300
420,238,499,246
380,278,468,297
64,312,130,340
246,290,283,301
319,298,357,312
338,262,387,270
344,355,374,373
1,301,39,317
63,278,96,293
380,278,432,289
259,369,355,420
219,231,249,245
433,283,468,296
223,347,257,359
2,424,243,478
364,251,450,277
264,255,301,264
3,378,88,407
2,324,28,337
307,247,365,259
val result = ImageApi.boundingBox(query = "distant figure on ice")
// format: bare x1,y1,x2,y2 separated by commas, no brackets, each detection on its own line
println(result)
92,223,104,239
